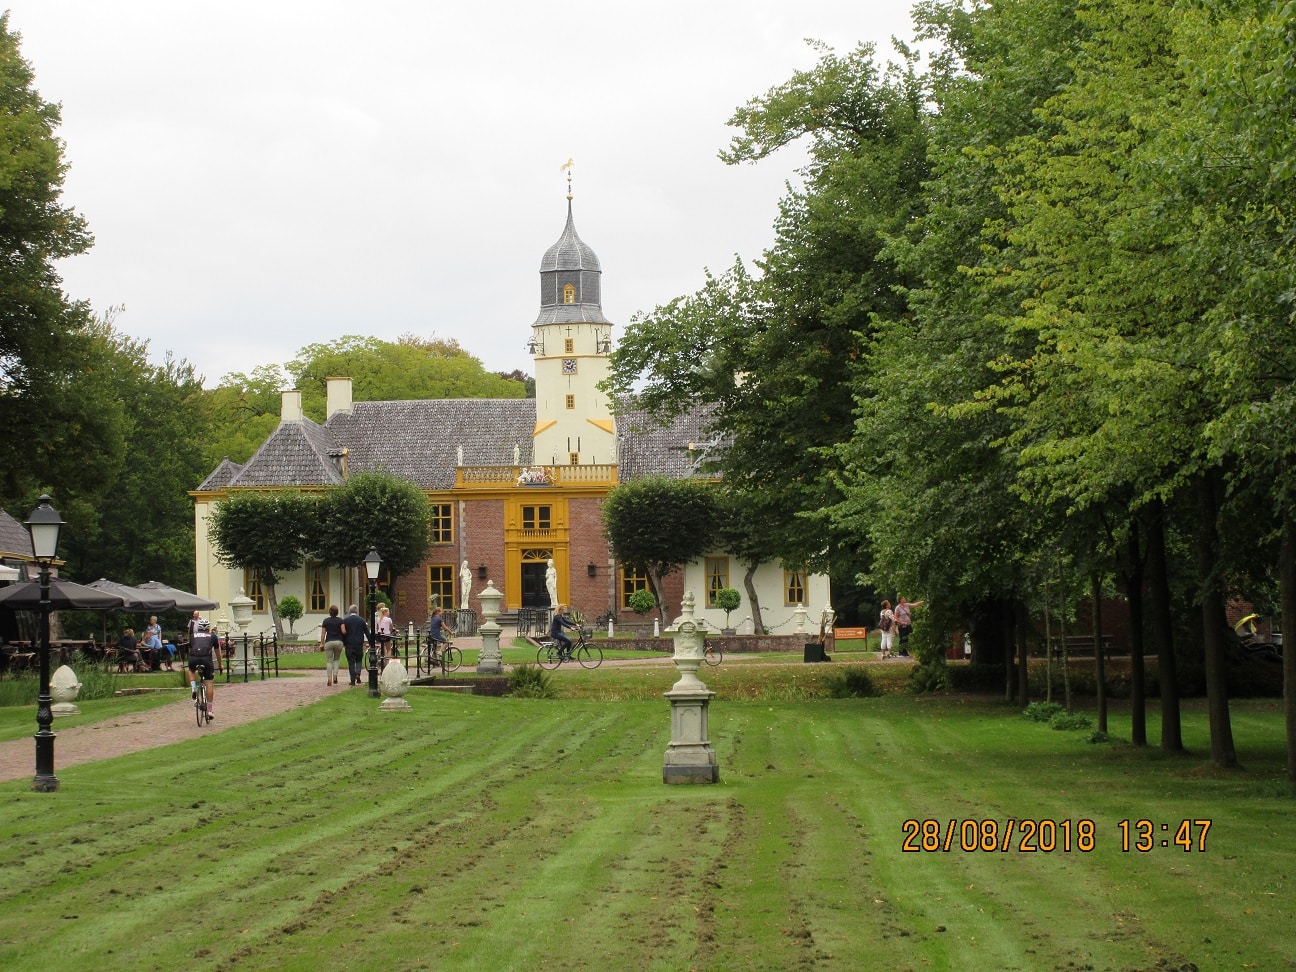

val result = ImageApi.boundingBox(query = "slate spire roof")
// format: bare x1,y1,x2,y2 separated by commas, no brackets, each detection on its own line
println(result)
533,198,611,326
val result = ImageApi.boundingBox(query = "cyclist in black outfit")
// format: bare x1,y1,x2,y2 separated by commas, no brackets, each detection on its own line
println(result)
549,605,578,657
187,619,222,720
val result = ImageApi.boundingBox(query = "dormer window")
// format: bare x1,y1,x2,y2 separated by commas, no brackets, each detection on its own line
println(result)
563,284,575,304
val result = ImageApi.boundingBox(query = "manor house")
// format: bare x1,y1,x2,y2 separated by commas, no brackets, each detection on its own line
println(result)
190,199,828,633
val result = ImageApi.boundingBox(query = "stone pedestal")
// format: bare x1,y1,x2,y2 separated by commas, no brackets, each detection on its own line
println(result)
50,664,81,717
378,655,412,711
663,592,719,784
228,591,258,676
476,579,504,674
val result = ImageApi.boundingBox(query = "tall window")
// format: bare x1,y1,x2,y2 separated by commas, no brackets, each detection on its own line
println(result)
244,570,266,612
428,564,455,609
620,567,649,610
785,569,806,606
705,557,729,606
565,394,575,409
307,562,328,612
522,505,551,530
569,451,580,465
563,284,575,304
429,503,453,544
564,337,575,353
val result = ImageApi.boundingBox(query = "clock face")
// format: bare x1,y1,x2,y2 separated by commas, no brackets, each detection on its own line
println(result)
562,358,578,375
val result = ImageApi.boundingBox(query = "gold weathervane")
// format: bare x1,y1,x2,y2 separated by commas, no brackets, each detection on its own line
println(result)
561,158,574,199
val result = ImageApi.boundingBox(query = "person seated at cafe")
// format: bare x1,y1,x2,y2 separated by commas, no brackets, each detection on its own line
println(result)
141,616,170,671
142,616,172,668
117,628,146,671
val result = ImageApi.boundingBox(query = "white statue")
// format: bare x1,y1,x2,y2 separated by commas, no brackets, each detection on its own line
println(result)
513,444,521,466
456,444,464,466
460,559,472,608
545,558,558,607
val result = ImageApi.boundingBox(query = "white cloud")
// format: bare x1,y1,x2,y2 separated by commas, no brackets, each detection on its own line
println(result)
10,0,920,385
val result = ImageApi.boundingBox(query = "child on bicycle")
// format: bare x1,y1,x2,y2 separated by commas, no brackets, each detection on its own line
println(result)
549,605,578,658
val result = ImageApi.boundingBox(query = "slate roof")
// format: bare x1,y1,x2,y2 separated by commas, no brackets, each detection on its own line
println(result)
223,417,345,488
538,202,601,273
0,509,32,558
327,400,537,489
194,395,728,492
197,457,245,491
615,400,724,482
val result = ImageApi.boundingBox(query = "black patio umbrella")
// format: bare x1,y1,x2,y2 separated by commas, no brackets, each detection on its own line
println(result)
85,578,178,612
134,581,218,611
0,578,126,612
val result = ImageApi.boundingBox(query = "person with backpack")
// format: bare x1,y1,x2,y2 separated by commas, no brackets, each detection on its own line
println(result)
878,600,898,659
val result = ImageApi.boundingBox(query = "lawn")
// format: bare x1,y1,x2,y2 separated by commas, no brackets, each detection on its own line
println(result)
0,682,1289,970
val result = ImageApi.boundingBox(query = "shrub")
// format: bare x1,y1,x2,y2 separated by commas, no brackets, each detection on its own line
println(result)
1022,701,1064,723
1049,711,1093,732
509,663,555,698
627,589,656,617
714,588,741,629
907,662,949,693
277,595,304,635
825,666,876,698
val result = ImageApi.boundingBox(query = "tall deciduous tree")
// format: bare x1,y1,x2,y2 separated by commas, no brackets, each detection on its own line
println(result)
286,334,526,422
207,490,316,639
601,476,718,620
314,473,430,583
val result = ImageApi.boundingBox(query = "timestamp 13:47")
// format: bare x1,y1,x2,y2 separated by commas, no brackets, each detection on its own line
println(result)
1118,819,1212,852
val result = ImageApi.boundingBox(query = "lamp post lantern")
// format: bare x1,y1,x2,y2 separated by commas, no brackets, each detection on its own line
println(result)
364,549,382,698
26,495,64,792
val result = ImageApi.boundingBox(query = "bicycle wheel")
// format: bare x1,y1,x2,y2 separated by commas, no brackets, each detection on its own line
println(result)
704,642,722,666
195,685,206,728
443,646,462,672
537,644,562,670
576,643,603,669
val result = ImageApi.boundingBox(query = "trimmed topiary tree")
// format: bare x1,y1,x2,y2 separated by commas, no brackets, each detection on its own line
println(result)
714,587,741,632
277,595,304,636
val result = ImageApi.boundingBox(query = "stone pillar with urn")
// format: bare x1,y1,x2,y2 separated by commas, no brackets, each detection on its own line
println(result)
476,579,504,674
662,591,719,784
228,590,257,676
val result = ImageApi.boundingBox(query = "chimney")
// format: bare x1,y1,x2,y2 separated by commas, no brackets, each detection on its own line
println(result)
326,377,353,419
281,390,302,423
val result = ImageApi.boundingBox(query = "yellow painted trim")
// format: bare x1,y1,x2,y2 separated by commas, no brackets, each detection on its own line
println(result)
586,418,614,434
533,419,557,436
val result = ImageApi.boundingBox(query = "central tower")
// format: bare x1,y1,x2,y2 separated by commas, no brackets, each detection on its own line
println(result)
529,175,615,467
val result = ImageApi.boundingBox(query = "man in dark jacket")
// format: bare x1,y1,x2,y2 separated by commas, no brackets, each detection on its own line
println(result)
341,604,369,686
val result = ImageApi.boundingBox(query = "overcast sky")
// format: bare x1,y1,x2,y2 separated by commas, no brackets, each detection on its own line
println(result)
10,1,919,388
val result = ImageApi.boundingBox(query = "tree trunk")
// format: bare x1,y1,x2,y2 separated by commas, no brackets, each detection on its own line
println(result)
1091,571,1107,735
1016,600,1029,707
1123,518,1147,747
1147,499,1183,753
1004,599,1016,702
1043,576,1053,704
1060,588,1072,712
1281,510,1296,790
265,574,285,641
743,563,765,635
647,571,667,622
1194,474,1237,769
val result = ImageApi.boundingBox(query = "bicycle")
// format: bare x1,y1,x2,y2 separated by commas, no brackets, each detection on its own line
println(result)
537,628,602,670
703,639,723,666
423,636,463,674
194,677,210,727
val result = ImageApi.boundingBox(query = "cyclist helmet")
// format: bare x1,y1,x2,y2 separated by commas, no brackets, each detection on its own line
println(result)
196,618,210,631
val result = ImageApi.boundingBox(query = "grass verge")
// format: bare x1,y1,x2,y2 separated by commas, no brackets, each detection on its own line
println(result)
0,692,1289,971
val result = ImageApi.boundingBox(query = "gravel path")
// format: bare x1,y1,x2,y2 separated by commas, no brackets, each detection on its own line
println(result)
0,673,338,783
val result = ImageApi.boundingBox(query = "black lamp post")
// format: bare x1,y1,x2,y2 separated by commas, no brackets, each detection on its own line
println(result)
364,548,382,698
26,495,64,793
